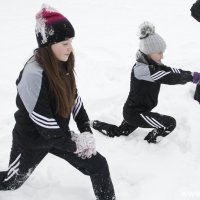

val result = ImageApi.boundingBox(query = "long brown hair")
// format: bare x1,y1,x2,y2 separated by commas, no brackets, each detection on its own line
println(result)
35,46,76,118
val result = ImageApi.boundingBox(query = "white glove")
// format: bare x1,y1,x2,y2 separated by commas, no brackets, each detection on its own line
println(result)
71,131,96,159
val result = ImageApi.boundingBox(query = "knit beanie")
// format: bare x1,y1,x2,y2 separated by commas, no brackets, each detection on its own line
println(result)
138,21,166,55
35,4,75,48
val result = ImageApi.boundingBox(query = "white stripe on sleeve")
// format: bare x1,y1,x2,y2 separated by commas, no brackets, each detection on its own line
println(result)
152,71,171,80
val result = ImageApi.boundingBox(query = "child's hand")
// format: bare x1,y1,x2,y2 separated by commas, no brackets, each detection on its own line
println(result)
73,132,96,159
192,72,200,84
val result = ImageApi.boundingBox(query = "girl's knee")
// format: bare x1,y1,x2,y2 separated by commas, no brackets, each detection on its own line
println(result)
90,153,110,175
96,154,109,171
168,117,176,132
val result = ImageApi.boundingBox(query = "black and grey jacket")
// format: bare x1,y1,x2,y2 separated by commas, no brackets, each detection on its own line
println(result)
124,51,193,113
13,56,91,152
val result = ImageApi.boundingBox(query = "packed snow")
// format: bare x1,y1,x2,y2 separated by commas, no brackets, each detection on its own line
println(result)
0,0,200,199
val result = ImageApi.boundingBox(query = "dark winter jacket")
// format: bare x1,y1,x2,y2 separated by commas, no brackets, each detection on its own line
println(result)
191,0,200,22
191,0,200,103
13,55,91,152
123,51,193,114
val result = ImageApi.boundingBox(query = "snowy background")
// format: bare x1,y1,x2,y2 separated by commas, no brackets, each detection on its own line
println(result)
0,0,200,199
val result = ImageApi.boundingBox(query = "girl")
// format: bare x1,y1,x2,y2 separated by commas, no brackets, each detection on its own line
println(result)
91,21,200,143
191,0,200,103
0,4,115,200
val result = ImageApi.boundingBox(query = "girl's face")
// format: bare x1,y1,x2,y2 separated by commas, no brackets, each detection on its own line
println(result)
51,38,73,62
148,52,164,64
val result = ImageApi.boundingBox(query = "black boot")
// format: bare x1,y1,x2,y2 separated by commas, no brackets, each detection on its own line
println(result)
91,120,117,137
90,120,115,137
144,128,168,143
91,120,136,137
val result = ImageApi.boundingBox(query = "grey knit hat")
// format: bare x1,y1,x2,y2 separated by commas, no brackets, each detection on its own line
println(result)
138,21,166,55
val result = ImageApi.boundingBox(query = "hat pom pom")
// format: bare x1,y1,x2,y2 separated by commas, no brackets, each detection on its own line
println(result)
138,21,155,39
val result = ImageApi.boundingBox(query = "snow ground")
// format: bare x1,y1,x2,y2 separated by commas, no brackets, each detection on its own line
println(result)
0,0,200,199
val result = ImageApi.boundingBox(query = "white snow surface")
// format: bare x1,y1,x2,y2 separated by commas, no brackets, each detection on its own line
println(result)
0,0,200,199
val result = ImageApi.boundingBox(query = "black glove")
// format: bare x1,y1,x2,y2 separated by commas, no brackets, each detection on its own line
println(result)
191,0,200,22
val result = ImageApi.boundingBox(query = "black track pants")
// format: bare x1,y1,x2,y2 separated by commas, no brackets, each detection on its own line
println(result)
97,111,176,137
0,143,115,200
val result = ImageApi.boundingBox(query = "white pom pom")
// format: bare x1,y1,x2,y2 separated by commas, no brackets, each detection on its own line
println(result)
41,4,57,12
138,21,155,39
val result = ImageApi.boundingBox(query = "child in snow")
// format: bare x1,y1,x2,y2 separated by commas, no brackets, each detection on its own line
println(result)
191,0,200,103
191,0,200,22
91,21,200,143
0,4,116,200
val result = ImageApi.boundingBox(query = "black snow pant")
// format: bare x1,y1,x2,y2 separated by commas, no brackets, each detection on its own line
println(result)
194,84,200,103
191,0,200,22
0,142,115,200
97,110,176,138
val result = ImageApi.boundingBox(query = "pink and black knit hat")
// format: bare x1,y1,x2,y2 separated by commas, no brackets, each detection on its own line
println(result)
35,4,75,47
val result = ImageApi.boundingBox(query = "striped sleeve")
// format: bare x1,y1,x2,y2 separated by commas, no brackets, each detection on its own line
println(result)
150,70,171,81
170,67,180,74
72,95,83,120
134,62,192,85
149,65,193,85
72,90,92,133
150,67,181,81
